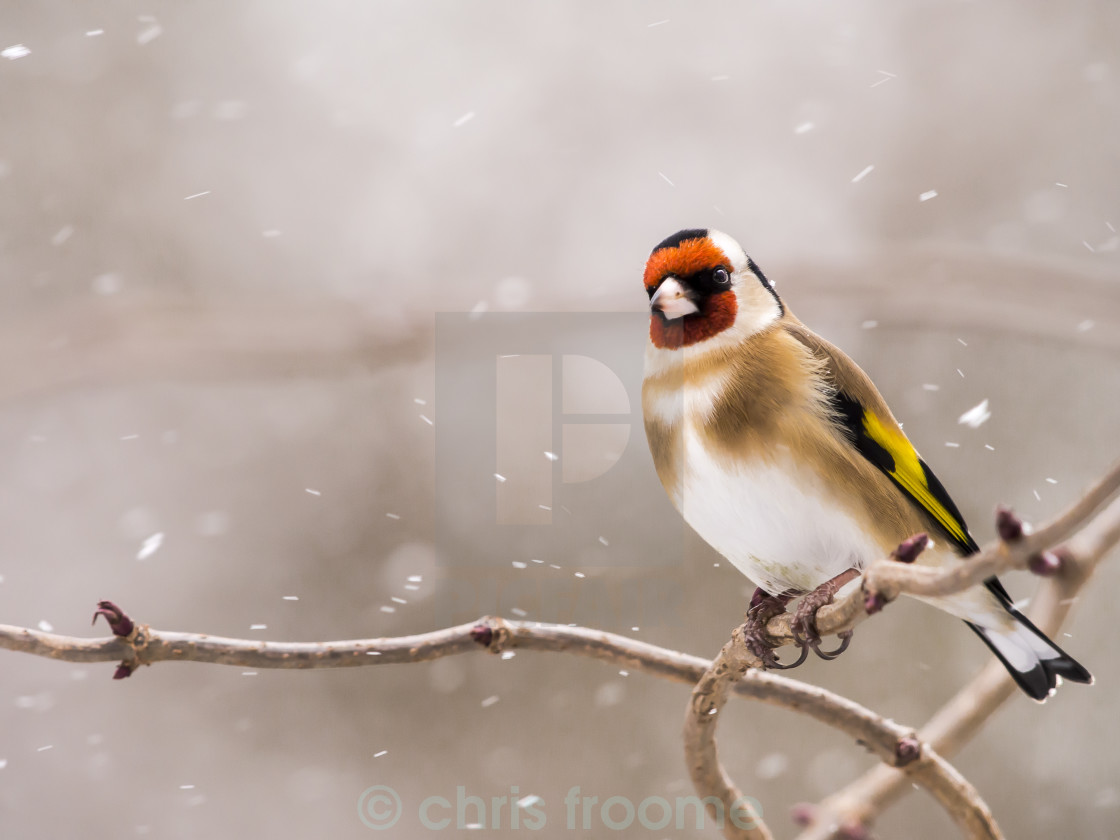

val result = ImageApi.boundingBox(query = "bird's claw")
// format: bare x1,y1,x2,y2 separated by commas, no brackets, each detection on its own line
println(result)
790,580,854,663
745,625,809,670
810,630,853,660
766,644,810,670
743,588,798,670
743,580,854,669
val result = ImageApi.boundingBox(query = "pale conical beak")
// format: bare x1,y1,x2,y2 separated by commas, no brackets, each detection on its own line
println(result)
650,277,700,320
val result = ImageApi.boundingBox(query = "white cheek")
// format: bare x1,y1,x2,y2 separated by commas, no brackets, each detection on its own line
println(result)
729,282,782,336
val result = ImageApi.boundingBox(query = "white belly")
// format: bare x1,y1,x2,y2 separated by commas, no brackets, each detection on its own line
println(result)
678,426,884,595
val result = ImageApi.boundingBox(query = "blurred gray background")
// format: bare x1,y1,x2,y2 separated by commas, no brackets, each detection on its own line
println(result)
1,2,1118,838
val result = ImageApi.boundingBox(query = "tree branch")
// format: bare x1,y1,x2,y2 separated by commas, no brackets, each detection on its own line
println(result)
5,607,989,837
3,463,1117,838
759,458,1120,647
685,623,1002,840
686,460,1120,840
795,493,1120,839
684,627,772,840
0,608,941,767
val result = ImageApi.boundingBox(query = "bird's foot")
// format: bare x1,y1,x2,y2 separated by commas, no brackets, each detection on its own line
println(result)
743,588,803,670
791,569,859,662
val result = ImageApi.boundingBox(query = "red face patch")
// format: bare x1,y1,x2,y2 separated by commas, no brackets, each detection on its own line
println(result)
643,237,728,293
645,237,737,349
649,290,737,349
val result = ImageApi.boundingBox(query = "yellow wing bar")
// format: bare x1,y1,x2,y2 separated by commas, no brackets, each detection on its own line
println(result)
861,411,970,545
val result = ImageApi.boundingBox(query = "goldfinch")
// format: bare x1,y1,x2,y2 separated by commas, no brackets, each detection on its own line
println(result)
641,228,1092,700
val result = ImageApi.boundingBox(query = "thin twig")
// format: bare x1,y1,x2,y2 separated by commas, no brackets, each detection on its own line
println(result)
5,610,986,837
3,466,1118,839
796,493,1120,839
764,458,1120,645
696,463,1120,840
0,612,921,765
684,627,772,840
687,626,1002,840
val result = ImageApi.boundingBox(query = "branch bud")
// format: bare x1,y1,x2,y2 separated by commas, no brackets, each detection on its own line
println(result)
895,736,921,766
92,600,134,637
892,533,929,564
790,803,815,826
838,822,871,840
469,624,494,647
996,506,1024,542
1029,550,1063,577
863,588,886,615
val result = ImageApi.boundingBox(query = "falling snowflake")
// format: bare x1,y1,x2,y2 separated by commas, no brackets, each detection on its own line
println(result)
958,399,991,429
137,532,164,561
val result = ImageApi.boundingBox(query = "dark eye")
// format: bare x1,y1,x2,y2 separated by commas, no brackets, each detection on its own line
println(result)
712,267,731,286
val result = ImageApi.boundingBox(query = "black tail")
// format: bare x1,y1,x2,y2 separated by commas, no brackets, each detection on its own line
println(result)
967,580,1092,701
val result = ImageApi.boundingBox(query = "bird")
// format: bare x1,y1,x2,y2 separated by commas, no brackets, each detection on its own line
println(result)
640,228,1092,700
